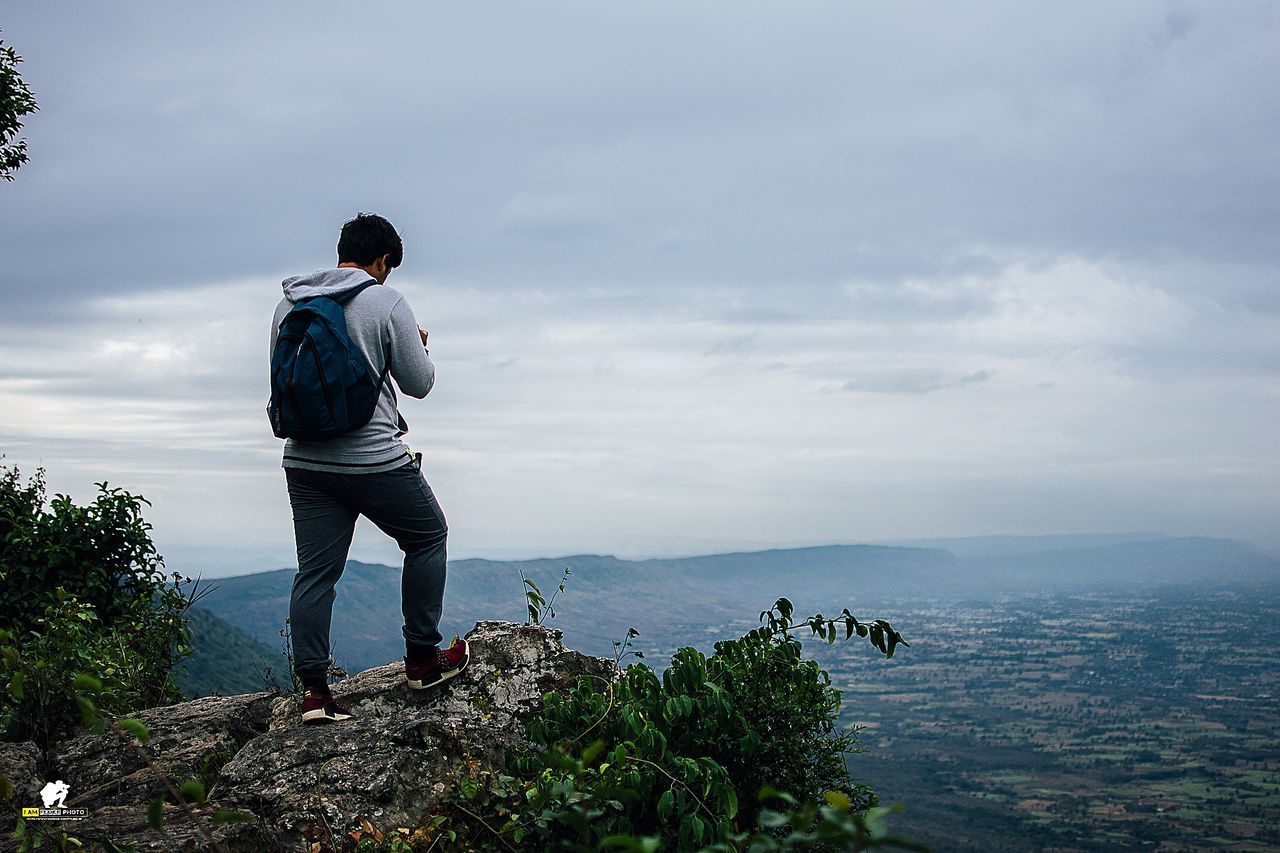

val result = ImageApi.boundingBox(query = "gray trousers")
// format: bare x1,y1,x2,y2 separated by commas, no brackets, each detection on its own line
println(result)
284,458,448,685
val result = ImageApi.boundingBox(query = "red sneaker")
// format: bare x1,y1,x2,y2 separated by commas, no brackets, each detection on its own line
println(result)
300,688,354,725
405,637,469,690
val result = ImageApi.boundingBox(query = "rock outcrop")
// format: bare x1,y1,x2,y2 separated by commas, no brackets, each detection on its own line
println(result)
3,621,614,852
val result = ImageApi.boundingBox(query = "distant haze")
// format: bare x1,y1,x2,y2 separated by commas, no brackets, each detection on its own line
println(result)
2,3,1277,573
194,537,1280,669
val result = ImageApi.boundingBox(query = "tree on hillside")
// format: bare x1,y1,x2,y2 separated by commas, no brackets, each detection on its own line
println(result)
1,30,38,181
0,464,200,750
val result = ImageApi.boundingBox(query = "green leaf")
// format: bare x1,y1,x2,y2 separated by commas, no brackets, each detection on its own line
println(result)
580,738,606,765
601,837,661,853
74,695,97,725
8,670,22,700
657,789,674,822
778,598,793,621
210,809,255,826
118,718,150,744
823,790,852,811
179,780,206,804
758,786,796,805
146,797,164,831
73,673,102,695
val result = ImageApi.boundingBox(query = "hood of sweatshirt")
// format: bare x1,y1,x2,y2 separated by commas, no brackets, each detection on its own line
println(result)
281,268,377,303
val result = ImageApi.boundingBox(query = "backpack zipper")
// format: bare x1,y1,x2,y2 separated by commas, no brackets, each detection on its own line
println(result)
303,331,335,422
280,338,307,429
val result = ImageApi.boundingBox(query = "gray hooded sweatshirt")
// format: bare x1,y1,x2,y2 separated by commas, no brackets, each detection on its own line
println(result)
270,268,436,474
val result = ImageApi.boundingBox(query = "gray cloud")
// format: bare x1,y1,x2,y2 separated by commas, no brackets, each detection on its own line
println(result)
4,2,1279,306
1,2,1278,560
498,194,607,242
705,334,759,357
842,369,992,395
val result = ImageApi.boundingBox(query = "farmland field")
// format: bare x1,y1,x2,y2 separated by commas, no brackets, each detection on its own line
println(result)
794,585,1280,851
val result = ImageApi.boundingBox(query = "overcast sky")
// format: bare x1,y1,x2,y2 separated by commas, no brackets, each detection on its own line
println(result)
1,2,1277,575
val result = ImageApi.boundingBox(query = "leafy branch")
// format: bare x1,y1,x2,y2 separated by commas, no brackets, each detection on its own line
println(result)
520,567,571,625
612,627,645,666
0,31,39,181
760,597,909,658
437,596,913,850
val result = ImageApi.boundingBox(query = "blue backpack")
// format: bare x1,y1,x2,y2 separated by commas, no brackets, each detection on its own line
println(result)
267,280,388,440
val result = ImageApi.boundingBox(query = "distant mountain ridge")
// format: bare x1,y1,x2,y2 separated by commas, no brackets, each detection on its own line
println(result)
954,536,1275,588
186,536,1279,680
874,532,1173,558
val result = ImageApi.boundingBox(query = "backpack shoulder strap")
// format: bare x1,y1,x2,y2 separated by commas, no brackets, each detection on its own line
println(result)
366,340,406,431
333,278,379,306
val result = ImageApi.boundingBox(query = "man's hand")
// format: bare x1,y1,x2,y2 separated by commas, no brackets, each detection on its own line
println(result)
418,328,429,347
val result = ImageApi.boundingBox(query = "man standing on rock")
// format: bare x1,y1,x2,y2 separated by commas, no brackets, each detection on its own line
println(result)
268,212,468,725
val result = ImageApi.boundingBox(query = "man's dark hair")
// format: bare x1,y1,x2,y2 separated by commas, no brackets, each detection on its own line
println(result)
337,213,403,268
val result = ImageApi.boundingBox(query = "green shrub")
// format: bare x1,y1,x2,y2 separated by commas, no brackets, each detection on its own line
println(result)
1,588,189,750
0,464,195,751
437,599,912,851
0,465,177,634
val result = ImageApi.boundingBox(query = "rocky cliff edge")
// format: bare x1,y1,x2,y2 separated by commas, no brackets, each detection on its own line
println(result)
1,620,615,852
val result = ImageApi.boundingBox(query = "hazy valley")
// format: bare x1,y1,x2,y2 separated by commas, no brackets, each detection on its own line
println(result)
176,535,1280,851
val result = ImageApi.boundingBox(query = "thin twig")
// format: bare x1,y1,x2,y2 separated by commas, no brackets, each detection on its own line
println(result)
312,799,338,853
452,802,519,853
623,755,719,821
563,672,617,749
542,568,571,620
311,758,340,852
100,714,227,852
